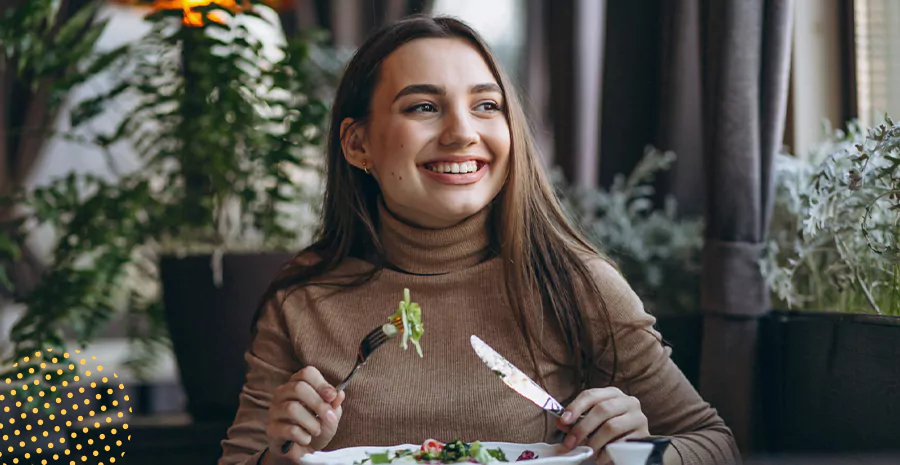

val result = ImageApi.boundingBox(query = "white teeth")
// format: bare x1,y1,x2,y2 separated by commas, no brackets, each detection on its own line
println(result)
428,161,479,173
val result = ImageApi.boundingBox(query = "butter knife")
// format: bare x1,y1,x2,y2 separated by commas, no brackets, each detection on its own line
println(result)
470,334,579,419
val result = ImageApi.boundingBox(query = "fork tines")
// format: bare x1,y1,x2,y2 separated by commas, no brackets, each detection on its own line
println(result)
359,318,405,361
363,327,389,351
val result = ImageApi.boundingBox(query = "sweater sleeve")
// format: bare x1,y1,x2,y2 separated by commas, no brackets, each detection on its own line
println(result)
219,292,303,465
585,259,742,465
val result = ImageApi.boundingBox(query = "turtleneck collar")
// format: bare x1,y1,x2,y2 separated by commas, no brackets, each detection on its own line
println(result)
376,199,493,275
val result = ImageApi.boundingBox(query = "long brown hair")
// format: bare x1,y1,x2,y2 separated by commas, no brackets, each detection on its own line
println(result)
255,15,617,391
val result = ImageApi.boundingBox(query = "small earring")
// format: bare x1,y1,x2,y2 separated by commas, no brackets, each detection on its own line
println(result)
362,160,370,174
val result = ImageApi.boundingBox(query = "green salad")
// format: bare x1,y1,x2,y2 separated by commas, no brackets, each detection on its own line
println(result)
355,439,539,464
385,288,424,357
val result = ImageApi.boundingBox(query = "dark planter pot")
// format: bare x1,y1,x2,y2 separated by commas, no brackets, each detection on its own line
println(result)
759,310,900,452
160,252,294,423
653,313,704,388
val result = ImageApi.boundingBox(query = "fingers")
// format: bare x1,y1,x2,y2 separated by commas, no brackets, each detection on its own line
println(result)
562,394,633,449
273,387,323,434
557,388,649,457
331,390,346,410
268,366,346,457
267,419,313,447
585,413,647,455
558,387,625,427
596,448,613,465
290,366,339,403
276,368,339,419
596,450,609,465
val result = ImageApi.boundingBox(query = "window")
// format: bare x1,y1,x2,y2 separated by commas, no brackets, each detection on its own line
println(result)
854,0,900,127
431,0,526,80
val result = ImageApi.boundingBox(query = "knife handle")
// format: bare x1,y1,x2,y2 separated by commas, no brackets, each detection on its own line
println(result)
549,405,587,421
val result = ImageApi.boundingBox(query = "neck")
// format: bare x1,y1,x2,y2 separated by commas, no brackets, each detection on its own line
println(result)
376,199,494,274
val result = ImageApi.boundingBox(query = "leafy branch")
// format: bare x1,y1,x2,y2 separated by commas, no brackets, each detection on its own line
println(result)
762,117,900,316
1,3,335,380
555,147,705,314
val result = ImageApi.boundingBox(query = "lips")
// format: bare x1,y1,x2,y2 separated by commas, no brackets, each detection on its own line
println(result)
417,160,488,185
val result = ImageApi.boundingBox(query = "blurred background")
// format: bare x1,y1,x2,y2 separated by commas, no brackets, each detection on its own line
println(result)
1,0,899,463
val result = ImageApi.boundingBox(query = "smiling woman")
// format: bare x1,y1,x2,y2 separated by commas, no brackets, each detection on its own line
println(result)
339,37,511,228
218,15,740,465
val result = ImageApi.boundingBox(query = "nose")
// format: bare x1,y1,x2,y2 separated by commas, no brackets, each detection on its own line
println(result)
438,105,479,149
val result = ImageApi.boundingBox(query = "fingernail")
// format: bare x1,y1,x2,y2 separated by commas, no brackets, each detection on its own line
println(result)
322,388,336,402
561,411,573,423
325,409,337,423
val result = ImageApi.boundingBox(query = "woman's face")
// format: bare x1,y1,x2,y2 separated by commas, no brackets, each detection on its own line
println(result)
342,38,511,229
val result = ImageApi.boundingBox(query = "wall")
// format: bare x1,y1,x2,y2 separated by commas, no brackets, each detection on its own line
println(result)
788,0,846,156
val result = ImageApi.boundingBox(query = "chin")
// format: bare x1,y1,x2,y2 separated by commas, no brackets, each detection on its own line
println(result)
388,189,499,228
434,198,491,221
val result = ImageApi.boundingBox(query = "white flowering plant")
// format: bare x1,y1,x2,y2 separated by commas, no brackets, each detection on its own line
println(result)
762,116,900,316
554,147,705,315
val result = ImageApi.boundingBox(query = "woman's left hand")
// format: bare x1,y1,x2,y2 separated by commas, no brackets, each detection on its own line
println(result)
556,387,650,464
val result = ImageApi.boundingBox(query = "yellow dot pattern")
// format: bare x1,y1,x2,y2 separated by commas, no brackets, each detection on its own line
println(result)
0,349,132,464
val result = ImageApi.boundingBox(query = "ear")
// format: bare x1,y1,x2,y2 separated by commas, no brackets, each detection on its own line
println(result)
340,117,368,170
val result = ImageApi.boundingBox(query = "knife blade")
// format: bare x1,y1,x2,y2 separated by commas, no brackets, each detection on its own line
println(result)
470,334,567,417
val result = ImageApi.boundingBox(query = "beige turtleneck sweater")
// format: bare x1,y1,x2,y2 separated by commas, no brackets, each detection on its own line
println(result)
219,204,740,465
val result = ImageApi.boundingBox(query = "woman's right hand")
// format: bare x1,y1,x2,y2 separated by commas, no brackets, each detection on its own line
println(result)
262,367,347,465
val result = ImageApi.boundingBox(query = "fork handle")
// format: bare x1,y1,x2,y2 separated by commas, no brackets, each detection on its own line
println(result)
281,440,294,455
280,362,365,455
335,361,364,392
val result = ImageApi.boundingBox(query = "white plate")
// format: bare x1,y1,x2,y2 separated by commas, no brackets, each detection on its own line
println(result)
300,442,594,465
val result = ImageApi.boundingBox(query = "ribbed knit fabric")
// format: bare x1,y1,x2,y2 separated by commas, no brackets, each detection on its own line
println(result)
219,203,740,465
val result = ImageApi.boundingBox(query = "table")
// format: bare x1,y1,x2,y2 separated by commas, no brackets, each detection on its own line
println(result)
106,415,900,464
745,454,900,465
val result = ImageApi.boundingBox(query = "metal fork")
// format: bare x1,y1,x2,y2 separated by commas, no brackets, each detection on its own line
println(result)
281,317,404,455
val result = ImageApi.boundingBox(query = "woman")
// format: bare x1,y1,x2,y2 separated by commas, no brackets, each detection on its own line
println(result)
219,15,739,465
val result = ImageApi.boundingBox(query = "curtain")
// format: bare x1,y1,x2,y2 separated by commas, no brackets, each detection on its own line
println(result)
530,0,671,199
657,0,705,217
526,0,606,187
697,0,794,451
531,0,794,451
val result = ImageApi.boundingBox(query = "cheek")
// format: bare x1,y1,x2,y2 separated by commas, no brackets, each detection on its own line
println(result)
374,121,431,164
372,123,429,183
485,124,512,166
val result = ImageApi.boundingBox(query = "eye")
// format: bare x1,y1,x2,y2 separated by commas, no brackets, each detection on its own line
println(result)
475,101,503,112
406,103,438,113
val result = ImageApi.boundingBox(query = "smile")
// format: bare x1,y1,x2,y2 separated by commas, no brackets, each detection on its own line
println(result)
418,159,489,185
424,160,481,174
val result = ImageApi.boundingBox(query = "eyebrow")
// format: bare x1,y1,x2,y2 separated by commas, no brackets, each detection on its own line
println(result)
392,83,503,102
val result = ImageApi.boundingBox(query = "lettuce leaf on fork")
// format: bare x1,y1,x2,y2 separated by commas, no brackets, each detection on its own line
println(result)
386,288,424,357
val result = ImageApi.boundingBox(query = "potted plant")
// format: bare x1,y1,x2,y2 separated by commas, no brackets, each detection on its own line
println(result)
0,0,339,423
759,116,900,452
554,147,705,386
0,0,126,290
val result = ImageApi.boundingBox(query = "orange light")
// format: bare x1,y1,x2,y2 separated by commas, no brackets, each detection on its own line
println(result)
152,0,240,26
108,1,292,26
